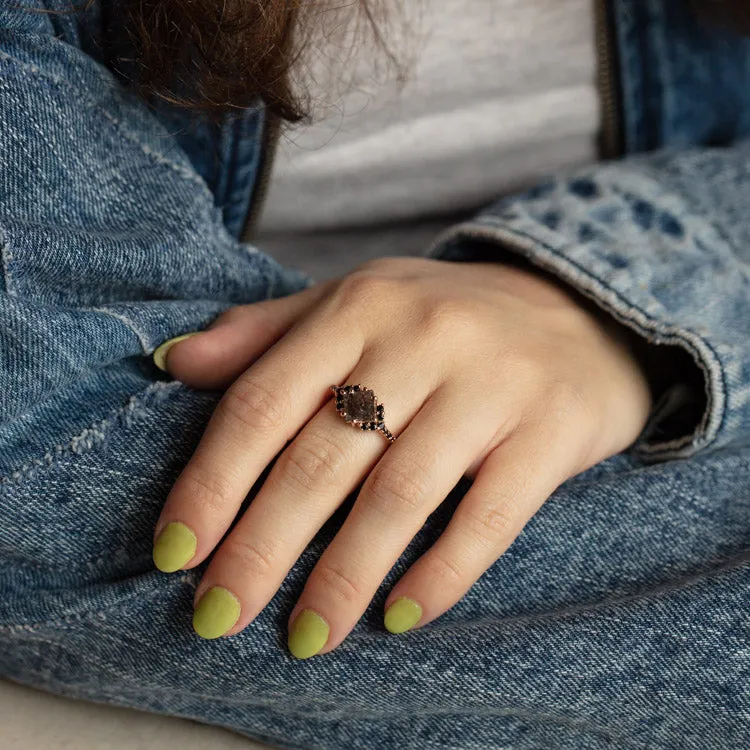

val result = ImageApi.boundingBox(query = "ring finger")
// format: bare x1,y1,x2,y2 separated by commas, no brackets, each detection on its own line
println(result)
284,377,514,658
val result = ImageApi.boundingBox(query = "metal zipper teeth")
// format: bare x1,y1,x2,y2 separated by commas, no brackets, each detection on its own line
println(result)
240,108,282,243
594,0,623,160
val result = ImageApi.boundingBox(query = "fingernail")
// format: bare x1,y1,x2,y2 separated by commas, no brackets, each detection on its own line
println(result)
152,332,202,372
288,609,330,659
193,587,242,639
384,596,423,634
152,521,197,573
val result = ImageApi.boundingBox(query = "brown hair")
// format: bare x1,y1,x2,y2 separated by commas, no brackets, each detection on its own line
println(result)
27,0,402,126
23,0,750,125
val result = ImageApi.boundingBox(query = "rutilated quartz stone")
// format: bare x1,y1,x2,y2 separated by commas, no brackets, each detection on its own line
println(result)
340,387,377,423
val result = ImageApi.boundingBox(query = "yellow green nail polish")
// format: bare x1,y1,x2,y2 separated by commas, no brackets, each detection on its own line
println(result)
384,597,423,634
152,521,197,573
152,332,201,372
193,587,242,640
288,609,330,659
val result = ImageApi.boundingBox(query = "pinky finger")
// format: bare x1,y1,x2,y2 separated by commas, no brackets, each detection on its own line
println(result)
382,424,573,634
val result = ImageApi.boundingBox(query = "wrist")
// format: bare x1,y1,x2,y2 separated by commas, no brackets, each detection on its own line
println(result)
485,254,707,447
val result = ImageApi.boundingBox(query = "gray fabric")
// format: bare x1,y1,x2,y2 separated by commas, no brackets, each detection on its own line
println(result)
258,216,471,283
259,0,600,233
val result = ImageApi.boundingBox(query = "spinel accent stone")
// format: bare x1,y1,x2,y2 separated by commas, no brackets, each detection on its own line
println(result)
339,387,378,424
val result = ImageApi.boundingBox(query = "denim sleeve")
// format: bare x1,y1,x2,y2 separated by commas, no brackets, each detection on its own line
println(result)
421,144,750,462
0,7,314,473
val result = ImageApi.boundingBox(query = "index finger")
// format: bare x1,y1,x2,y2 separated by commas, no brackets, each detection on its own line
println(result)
151,297,364,573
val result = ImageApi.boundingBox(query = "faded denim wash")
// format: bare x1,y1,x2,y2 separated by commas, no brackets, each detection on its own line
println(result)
0,0,748,748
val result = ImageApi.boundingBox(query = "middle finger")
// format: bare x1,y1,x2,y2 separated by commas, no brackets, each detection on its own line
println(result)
285,377,509,658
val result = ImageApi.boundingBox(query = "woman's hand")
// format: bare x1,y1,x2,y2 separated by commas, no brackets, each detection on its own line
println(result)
151,256,652,658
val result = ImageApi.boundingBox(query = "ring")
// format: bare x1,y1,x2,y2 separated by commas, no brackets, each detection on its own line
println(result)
330,384,398,443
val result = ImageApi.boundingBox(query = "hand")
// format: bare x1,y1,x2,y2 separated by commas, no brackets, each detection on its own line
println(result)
151,255,652,658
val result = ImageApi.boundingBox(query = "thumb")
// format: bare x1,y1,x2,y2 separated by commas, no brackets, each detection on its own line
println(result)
153,278,337,390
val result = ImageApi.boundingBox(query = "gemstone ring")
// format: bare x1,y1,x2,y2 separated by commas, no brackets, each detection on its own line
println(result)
330,384,398,443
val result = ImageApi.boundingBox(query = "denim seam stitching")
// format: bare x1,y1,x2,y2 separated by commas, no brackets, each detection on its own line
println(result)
85,306,151,352
0,49,212,197
0,221,12,295
0,570,197,633
0,379,185,485
5,636,339,714
651,0,673,147
612,0,641,153
0,645,655,749
0,549,152,574
0,664,654,749
16,674,658,749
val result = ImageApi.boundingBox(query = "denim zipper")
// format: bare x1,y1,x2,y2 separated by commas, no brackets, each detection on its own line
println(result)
239,108,282,242
595,0,624,159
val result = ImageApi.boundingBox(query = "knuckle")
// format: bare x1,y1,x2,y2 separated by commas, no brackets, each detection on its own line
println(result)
366,459,433,516
460,501,515,549
352,256,394,275
545,377,596,430
315,561,366,604
511,351,548,390
219,377,287,433
545,379,599,472
278,430,348,494
221,536,279,578
419,298,483,340
333,270,396,310
179,464,236,515
421,551,465,588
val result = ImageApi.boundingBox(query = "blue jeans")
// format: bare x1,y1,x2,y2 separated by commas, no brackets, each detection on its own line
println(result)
1,3,749,744
1,370,748,749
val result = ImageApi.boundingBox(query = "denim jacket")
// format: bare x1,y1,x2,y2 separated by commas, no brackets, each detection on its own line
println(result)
1,0,750,482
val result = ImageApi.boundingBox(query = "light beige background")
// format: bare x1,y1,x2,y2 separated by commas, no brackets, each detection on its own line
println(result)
1,681,277,750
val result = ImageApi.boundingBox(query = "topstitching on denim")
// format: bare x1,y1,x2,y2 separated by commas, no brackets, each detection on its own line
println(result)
0,380,185,485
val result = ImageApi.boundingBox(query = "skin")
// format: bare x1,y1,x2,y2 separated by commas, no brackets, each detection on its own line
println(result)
153,255,653,654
